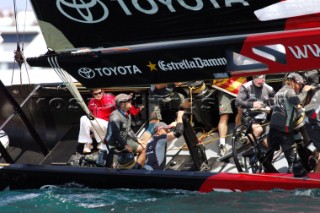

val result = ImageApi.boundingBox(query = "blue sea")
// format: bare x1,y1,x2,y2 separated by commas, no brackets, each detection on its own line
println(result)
0,186,319,213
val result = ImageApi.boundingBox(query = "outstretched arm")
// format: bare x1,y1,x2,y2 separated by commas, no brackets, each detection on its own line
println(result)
167,111,184,142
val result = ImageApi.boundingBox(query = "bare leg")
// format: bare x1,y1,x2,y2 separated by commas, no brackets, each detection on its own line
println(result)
140,119,159,145
252,124,263,138
252,124,269,148
218,114,229,146
136,144,146,166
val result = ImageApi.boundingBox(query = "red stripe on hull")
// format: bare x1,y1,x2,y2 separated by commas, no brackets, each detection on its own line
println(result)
199,173,320,193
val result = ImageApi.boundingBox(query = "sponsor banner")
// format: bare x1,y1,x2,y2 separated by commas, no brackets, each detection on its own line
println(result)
27,26,320,88
78,65,142,79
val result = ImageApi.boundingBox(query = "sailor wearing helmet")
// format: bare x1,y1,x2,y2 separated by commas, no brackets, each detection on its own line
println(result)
268,73,314,173
303,70,320,168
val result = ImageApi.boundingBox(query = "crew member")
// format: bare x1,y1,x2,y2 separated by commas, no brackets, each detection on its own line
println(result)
148,83,185,124
78,88,115,154
105,93,146,168
144,111,185,170
303,70,320,151
268,73,313,173
235,75,275,147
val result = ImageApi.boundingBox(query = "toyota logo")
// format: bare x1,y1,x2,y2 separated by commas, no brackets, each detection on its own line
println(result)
56,0,109,24
78,67,96,79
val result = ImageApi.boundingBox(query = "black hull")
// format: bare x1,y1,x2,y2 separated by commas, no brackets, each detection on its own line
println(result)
0,164,210,191
2,164,320,193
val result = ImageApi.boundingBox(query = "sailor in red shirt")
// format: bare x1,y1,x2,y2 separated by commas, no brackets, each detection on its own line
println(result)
78,88,116,153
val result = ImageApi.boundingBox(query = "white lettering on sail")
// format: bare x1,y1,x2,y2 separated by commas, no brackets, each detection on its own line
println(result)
78,66,142,79
57,0,250,23
177,0,203,11
56,0,109,23
116,0,132,15
224,0,249,7
288,44,320,59
133,0,158,15
158,0,176,12
158,57,227,71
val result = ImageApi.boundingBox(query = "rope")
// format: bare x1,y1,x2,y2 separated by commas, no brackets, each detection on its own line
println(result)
11,0,30,85
188,86,194,125
47,56,106,142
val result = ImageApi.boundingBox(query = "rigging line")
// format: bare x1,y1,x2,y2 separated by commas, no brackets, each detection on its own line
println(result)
11,0,18,85
12,0,20,45
188,86,194,125
50,58,84,108
19,0,31,85
55,67,91,115
21,0,29,51
48,57,106,141
10,63,15,86
12,0,29,85
23,59,31,85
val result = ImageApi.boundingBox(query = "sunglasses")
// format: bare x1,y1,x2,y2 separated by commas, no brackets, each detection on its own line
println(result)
92,91,102,96
121,98,132,103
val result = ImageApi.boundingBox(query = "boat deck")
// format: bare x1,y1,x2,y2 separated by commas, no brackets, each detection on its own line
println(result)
0,119,289,174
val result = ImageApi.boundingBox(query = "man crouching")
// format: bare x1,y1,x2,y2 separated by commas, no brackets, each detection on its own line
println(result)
143,110,185,170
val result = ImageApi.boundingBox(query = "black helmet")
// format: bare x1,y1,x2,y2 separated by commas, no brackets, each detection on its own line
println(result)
286,73,305,85
303,70,319,86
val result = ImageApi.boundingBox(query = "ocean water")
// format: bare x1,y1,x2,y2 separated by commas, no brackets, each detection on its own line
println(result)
0,186,319,213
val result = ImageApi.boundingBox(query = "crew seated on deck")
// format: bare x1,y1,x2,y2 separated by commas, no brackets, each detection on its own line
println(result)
78,88,115,154
143,110,185,170
104,93,146,168
235,75,275,148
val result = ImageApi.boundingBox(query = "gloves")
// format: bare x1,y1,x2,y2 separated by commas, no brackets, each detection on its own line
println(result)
87,114,95,120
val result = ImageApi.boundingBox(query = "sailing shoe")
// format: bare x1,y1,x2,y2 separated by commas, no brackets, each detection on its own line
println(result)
219,144,227,156
83,143,93,154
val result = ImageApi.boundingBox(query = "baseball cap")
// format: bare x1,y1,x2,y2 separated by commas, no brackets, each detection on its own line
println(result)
115,93,132,105
154,122,173,131
287,73,305,85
